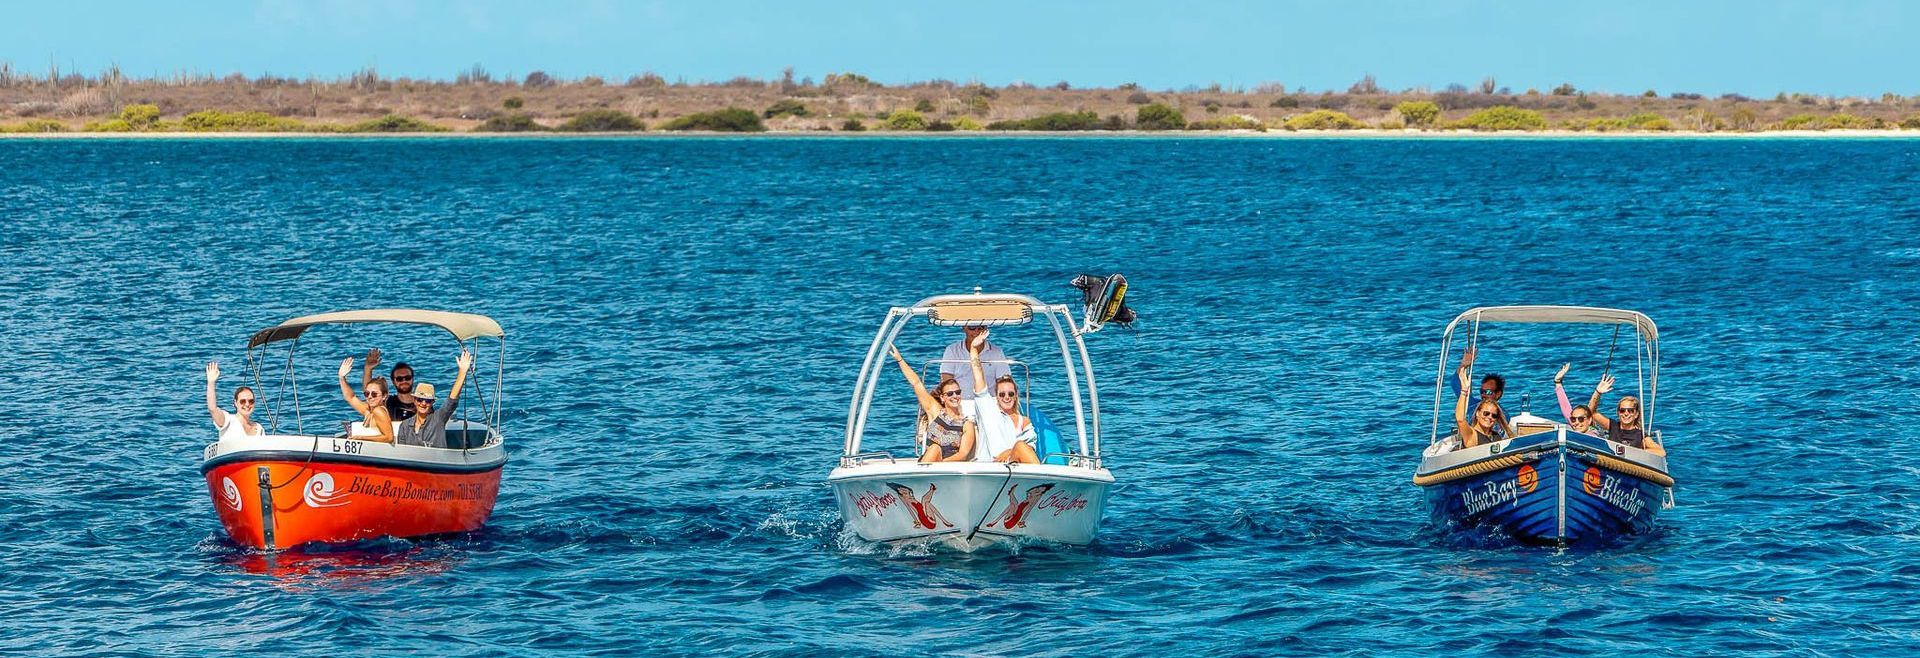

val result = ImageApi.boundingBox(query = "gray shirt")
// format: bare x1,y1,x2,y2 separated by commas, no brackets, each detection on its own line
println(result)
395,399,459,448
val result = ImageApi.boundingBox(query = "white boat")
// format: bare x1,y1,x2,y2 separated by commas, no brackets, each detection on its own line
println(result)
828,278,1131,551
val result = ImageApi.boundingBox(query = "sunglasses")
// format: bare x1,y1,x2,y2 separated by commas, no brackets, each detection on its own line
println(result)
414,398,435,405
1619,406,1640,414
364,390,385,398
394,375,413,382
1571,415,1590,422
1476,410,1499,419
1479,388,1498,396
237,398,255,405
939,390,962,398
996,390,1018,399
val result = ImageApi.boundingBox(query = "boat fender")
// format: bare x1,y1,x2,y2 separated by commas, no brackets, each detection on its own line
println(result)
1592,454,1675,488
1411,452,1537,487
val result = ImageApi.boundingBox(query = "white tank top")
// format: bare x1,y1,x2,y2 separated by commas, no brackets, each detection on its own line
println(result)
219,414,261,440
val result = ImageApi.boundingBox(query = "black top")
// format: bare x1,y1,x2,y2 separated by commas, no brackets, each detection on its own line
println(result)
1606,424,1646,449
385,394,416,421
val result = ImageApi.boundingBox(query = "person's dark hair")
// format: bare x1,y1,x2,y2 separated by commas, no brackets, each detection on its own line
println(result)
934,379,961,397
392,362,413,375
1572,404,1592,416
234,386,254,400
994,374,1018,390
1481,373,1505,394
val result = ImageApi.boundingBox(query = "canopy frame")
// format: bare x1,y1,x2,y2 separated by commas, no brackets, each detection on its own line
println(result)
1429,305,1659,445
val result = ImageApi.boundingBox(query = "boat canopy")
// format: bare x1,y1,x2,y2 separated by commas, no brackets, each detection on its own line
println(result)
248,309,504,348
923,295,1037,327
1444,306,1657,344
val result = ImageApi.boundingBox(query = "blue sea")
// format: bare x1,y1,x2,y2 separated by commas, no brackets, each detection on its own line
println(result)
3,136,1919,656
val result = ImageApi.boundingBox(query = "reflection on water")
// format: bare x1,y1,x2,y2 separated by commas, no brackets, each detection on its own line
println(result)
221,541,464,591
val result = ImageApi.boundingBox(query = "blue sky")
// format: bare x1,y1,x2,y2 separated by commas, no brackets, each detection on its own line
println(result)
3,1,1916,97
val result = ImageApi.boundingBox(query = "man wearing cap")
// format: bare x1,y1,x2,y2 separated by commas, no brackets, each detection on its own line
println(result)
939,324,1011,419
396,351,475,448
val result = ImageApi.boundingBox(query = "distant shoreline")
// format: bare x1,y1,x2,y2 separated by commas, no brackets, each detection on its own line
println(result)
5,129,1920,139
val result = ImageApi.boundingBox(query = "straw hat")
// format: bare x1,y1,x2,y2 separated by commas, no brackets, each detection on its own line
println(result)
412,382,437,400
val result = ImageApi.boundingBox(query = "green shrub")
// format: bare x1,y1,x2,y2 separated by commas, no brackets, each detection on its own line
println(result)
660,107,766,132
180,110,305,132
841,117,866,131
118,104,160,128
913,98,936,113
1822,114,1879,129
3,119,68,133
1393,101,1441,128
1283,109,1365,130
1187,115,1265,131
950,116,983,131
473,114,547,132
1103,114,1127,130
763,99,809,119
1572,117,1629,132
1451,106,1547,131
1269,96,1300,108
926,120,955,132
84,119,134,132
883,109,928,131
1135,103,1186,130
986,111,1103,131
1778,114,1821,130
556,109,646,132
347,114,449,133
1902,115,1920,130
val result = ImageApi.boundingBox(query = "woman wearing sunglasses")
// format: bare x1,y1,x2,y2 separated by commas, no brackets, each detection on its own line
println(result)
966,330,1040,464
205,361,262,439
1552,363,1603,437
889,345,976,463
337,356,395,444
1453,356,1505,448
1586,374,1665,455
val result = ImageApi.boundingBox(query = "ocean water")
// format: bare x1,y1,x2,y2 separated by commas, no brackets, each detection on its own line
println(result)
3,135,1919,656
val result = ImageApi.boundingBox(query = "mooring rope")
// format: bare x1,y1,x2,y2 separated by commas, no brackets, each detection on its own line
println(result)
1593,453,1676,488
1411,451,1537,486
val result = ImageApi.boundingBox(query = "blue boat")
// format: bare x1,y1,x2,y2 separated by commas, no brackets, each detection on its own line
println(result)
1415,306,1676,545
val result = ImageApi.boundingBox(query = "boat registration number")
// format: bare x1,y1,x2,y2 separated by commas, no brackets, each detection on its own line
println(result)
330,439,365,455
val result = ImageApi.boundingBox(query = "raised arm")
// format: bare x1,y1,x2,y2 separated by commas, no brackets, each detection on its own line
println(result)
1587,374,1615,430
968,331,989,395
360,348,381,392
206,361,228,427
890,346,942,419
1554,363,1574,421
338,357,370,415
447,350,475,401
1453,362,1476,447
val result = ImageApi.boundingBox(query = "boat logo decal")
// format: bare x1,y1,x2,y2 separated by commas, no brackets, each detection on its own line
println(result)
1588,472,1647,517
1460,479,1521,516
851,490,899,518
1516,464,1538,494
220,477,243,511
1581,467,1604,495
303,473,351,508
989,483,1063,530
883,482,954,530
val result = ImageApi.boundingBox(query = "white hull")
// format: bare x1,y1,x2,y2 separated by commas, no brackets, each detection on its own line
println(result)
828,461,1113,552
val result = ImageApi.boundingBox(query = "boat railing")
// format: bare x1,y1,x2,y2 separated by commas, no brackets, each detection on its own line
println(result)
841,451,899,467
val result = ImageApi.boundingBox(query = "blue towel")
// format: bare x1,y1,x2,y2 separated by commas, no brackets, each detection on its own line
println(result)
1027,407,1072,466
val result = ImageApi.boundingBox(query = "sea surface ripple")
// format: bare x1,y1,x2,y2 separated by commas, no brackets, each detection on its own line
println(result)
2,136,1919,656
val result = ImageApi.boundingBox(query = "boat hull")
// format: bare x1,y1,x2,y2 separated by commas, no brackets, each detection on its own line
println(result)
1416,430,1670,545
202,433,505,550
828,461,1112,551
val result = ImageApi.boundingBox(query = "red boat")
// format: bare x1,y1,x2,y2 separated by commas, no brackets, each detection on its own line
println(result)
201,309,508,550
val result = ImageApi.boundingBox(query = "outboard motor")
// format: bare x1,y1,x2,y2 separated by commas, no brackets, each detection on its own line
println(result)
1070,273,1135,333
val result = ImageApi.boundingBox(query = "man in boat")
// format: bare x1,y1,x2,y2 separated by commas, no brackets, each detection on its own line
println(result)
396,351,476,448
1447,347,1509,440
939,324,1010,419
362,348,417,421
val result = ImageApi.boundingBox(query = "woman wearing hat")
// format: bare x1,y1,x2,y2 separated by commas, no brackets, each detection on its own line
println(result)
397,350,475,448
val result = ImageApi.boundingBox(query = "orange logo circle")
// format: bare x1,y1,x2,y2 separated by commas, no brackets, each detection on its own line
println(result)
1516,464,1538,493
1582,466,1603,495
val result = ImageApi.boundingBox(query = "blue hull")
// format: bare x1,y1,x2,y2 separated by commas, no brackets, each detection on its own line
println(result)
1418,431,1669,545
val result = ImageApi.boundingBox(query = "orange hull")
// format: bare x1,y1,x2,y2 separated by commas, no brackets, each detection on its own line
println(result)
203,459,502,550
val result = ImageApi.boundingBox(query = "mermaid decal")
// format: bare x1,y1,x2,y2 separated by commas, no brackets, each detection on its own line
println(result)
988,483,1056,530
885,482,954,530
